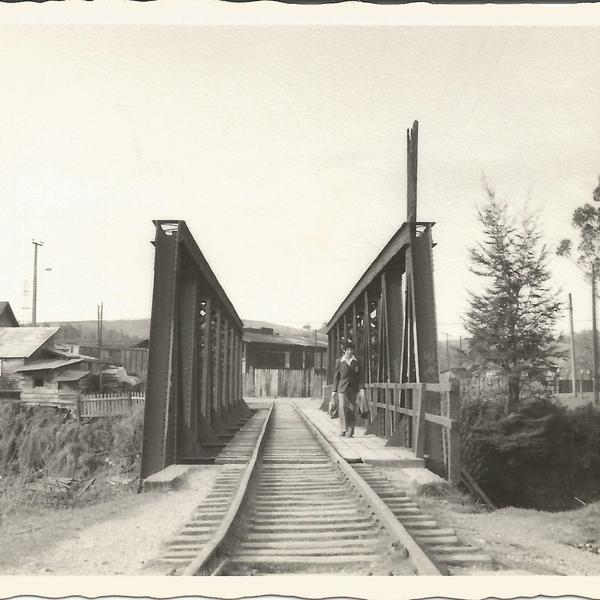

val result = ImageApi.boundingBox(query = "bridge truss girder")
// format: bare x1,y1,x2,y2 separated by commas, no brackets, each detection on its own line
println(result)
326,121,448,476
140,220,247,479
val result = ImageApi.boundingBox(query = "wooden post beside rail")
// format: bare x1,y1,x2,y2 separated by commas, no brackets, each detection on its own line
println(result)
413,383,426,458
447,378,461,485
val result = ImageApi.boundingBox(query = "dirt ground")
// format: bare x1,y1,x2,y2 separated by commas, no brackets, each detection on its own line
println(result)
0,466,220,575
5,466,600,576
416,495,600,575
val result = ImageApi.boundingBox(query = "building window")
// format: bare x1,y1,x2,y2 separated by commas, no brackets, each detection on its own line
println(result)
290,351,303,370
304,352,314,369
33,377,44,387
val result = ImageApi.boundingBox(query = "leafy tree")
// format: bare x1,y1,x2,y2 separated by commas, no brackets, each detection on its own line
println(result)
557,175,600,403
464,186,562,412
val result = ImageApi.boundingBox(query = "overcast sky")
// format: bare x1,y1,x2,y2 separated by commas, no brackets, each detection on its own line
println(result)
1,25,599,337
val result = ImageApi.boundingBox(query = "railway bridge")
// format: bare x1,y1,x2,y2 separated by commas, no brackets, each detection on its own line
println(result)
139,123,491,575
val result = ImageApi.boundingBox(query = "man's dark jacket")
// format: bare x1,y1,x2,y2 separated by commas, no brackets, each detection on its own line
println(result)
333,357,363,394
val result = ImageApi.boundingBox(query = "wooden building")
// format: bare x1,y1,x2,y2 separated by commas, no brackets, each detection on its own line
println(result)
16,357,97,408
242,321,327,397
0,326,99,406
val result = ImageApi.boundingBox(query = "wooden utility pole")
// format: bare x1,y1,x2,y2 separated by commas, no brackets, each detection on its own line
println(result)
592,265,599,405
97,302,104,393
31,240,44,326
568,293,577,397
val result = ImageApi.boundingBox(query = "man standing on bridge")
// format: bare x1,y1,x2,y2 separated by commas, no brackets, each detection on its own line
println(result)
332,342,364,438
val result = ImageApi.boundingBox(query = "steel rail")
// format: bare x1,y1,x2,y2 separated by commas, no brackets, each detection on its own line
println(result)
180,402,273,576
292,401,442,576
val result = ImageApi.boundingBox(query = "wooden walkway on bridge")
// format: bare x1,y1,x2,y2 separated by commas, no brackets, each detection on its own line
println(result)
294,398,425,468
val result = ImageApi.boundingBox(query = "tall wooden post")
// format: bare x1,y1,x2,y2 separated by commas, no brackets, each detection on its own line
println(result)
447,378,461,485
32,240,43,327
568,293,577,397
592,265,599,406
407,122,418,223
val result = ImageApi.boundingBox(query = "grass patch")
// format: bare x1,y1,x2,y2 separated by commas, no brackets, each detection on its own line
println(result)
0,402,143,520
416,480,488,514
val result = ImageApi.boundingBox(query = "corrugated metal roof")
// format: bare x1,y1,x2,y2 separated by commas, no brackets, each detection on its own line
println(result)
56,370,90,382
16,358,84,373
243,331,327,348
0,327,59,358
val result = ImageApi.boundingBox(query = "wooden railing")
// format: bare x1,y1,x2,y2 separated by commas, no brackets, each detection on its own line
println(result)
324,379,460,484
78,392,145,418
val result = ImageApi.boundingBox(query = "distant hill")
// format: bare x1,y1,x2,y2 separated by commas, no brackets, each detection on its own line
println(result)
46,319,151,346
44,317,327,347
243,319,327,342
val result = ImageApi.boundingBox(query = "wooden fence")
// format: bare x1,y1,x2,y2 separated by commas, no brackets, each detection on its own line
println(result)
77,392,145,418
324,379,460,484
558,379,593,394
244,368,324,398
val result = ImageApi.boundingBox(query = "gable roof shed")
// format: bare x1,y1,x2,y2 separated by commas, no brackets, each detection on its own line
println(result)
0,327,59,359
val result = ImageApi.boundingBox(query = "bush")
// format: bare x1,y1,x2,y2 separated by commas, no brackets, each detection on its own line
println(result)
0,403,144,516
461,386,600,510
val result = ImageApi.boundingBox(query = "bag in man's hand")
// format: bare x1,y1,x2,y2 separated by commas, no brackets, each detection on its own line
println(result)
357,389,370,419
329,393,339,419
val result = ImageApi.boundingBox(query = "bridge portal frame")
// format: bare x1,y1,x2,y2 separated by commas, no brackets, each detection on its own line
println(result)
140,220,247,480
325,122,459,481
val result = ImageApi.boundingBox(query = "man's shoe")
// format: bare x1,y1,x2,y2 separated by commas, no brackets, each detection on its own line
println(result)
348,433,354,438
339,432,346,437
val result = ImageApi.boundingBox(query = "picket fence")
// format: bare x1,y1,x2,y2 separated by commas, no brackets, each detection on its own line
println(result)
77,392,145,418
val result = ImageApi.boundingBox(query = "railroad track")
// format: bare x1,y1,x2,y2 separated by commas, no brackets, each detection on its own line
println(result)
219,403,417,575
153,400,446,576
151,400,497,576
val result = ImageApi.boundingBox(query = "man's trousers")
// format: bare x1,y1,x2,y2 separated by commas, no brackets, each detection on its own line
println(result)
338,390,357,435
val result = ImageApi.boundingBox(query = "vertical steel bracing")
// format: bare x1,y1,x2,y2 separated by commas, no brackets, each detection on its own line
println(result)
140,221,247,479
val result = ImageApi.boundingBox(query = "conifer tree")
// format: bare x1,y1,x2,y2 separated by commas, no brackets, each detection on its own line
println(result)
464,187,561,412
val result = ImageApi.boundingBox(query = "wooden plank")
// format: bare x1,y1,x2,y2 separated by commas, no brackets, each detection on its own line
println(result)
447,378,461,485
461,467,495,510
374,402,414,417
413,383,426,458
424,413,455,428
365,381,451,392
